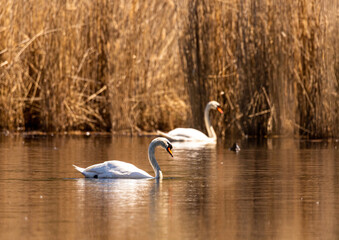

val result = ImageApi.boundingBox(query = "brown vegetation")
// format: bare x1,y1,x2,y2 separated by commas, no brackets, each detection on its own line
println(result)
0,0,338,138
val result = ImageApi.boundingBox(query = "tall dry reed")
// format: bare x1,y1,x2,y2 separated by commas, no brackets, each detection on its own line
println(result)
178,0,338,138
0,0,187,133
0,0,338,138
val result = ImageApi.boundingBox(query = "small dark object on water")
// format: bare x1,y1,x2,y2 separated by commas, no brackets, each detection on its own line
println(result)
229,143,240,152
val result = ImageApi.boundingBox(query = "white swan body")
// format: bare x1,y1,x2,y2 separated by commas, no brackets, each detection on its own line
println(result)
157,101,223,142
159,128,211,141
73,137,173,179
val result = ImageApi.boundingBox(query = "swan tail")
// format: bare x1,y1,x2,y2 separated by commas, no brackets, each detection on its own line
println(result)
73,164,99,178
73,164,85,173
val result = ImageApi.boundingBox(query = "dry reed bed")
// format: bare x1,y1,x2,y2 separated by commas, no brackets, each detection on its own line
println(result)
179,0,338,138
0,0,338,138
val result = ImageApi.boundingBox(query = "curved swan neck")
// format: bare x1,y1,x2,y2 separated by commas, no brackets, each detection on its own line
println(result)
148,140,163,179
204,103,217,140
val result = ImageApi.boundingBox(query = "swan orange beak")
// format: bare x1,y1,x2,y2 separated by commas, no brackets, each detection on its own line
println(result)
167,147,173,157
217,106,223,114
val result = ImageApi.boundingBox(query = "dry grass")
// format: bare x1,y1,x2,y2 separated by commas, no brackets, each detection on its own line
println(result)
0,0,338,138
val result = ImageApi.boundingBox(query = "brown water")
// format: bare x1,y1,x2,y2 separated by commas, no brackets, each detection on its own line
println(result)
0,134,338,240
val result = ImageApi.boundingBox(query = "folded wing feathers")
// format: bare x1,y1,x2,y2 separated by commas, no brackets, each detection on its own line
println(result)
73,161,152,178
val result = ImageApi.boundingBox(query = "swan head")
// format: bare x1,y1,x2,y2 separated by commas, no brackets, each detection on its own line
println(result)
163,139,173,157
166,141,173,157
208,101,223,114
151,137,173,157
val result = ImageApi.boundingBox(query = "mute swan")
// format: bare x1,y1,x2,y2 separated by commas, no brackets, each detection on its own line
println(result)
157,101,223,142
73,137,173,179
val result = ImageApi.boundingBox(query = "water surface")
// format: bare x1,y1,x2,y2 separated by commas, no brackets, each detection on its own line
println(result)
0,135,338,239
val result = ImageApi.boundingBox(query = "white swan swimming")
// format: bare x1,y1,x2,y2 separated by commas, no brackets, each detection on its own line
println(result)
157,101,223,142
73,137,173,179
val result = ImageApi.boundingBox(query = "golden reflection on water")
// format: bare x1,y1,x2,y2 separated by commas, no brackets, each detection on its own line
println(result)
0,135,338,239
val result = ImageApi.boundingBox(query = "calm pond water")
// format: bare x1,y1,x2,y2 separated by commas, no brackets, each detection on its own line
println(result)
0,134,338,240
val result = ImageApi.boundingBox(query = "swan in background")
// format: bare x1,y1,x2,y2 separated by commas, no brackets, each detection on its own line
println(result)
157,101,223,142
73,137,173,179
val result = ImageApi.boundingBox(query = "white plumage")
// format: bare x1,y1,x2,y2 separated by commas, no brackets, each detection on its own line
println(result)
73,137,173,179
73,161,153,178
157,101,223,142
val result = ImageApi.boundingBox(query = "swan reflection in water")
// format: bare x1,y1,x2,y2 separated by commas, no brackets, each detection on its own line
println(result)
75,178,161,207
171,140,216,150
74,178,174,238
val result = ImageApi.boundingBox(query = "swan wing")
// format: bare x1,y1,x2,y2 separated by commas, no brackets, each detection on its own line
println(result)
157,130,182,141
74,161,153,179
105,161,153,178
